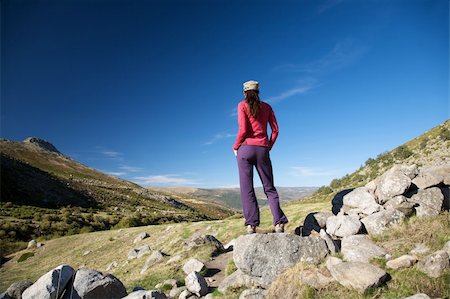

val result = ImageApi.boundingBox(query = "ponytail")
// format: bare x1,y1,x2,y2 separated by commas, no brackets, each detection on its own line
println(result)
244,90,261,118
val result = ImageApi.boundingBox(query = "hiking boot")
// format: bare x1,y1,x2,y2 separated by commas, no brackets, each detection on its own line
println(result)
274,223,285,233
246,225,256,234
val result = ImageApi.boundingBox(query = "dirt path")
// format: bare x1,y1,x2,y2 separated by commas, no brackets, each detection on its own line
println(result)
204,251,233,288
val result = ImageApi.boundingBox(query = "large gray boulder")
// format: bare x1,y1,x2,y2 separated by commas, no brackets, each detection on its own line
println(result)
341,235,387,263
409,187,444,217
182,258,206,275
375,165,416,203
326,214,362,237
122,290,167,299
133,232,150,244
325,257,388,292
360,208,405,235
218,270,264,292
416,250,449,278
5,281,33,299
66,268,127,299
140,251,164,274
343,187,381,213
383,196,416,217
128,245,151,260
233,234,328,287
412,167,444,189
22,265,74,299
185,272,208,297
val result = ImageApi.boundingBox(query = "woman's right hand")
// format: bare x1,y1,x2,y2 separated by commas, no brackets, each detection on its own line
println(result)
233,149,238,156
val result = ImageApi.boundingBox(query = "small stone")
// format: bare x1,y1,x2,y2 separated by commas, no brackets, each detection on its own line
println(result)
239,288,267,299
183,258,206,275
403,294,431,299
122,290,167,299
128,245,151,260
140,251,164,274
386,255,418,270
185,271,208,297
133,232,150,244
166,254,182,264
416,250,449,278
27,240,37,249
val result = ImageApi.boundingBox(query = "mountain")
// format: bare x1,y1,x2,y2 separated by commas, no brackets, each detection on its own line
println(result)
151,187,319,210
0,138,234,256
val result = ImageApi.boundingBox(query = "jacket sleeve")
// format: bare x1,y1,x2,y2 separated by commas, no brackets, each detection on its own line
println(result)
233,103,248,150
268,106,279,149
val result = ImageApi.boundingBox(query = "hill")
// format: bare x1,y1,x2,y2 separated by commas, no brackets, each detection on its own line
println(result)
0,138,234,256
150,187,319,210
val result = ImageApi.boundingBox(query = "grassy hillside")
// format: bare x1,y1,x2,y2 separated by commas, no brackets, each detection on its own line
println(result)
0,139,234,256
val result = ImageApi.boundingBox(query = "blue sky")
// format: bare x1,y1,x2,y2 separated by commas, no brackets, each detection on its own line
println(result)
2,0,448,188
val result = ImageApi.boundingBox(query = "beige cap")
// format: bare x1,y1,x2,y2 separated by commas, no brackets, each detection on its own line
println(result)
243,80,259,92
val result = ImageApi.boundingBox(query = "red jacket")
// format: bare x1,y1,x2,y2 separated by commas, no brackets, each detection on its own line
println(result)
233,100,279,150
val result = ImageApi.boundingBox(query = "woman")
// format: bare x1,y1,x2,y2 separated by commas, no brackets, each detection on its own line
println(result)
233,80,288,234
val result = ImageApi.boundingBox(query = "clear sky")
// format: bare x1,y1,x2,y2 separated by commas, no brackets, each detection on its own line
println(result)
2,0,449,188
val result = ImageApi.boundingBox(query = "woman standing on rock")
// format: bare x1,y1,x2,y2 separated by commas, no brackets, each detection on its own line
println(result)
233,80,288,234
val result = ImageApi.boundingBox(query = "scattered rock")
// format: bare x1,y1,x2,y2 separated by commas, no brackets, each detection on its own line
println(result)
224,239,236,251
166,254,182,264
319,229,338,254
239,288,267,299
234,234,328,287
178,289,193,299
27,240,37,249
326,214,362,237
326,258,388,292
36,242,44,248
185,272,208,297
141,251,164,274
410,187,444,217
184,235,224,254
218,270,264,293
66,268,127,299
341,235,387,263
386,255,418,270
360,208,405,235
83,250,91,256
106,260,118,272
122,290,167,299
22,265,74,299
133,232,150,244
183,258,206,275
5,281,33,299
299,268,334,289
128,245,151,260
416,250,449,278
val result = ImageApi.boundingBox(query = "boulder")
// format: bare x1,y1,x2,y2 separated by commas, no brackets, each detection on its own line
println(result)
386,255,418,270
341,235,387,263
416,250,449,278
239,288,267,299
343,187,381,213
169,286,186,298
233,234,328,287
299,268,334,289
313,212,333,228
66,268,127,299
105,260,118,272
122,290,167,299
185,272,208,297
409,187,444,217
319,229,338,254
375,165,416,203
184,234,224,254
133,232,150,244
383,196,416,217
218,270,264,293
22,265,74,299
27,240,37,249
5,281,33,299
326,214,362,237
183,258,206,275
140,251,164,274
360,208,405,235
326,258,388,292
412,167,444,189
128,245,151,260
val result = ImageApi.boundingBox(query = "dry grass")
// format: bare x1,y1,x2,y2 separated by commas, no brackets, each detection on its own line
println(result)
266,263,315,299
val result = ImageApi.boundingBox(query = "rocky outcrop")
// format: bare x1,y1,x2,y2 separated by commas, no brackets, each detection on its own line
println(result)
133,232,150,244
23,137,61,154
22,265,74,299
233,234,328,287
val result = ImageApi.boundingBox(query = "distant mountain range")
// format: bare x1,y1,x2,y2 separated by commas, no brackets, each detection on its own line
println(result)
150,187,319,210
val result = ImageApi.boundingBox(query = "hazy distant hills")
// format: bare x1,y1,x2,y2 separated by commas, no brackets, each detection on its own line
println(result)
149,187,319,210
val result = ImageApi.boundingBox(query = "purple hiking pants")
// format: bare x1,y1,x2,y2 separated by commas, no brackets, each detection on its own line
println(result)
236,145,288,226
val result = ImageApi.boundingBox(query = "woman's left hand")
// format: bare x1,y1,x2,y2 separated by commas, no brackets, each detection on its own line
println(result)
233,149,238,156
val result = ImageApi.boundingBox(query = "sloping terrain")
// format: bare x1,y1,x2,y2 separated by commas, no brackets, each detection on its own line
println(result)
0,138,234,256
